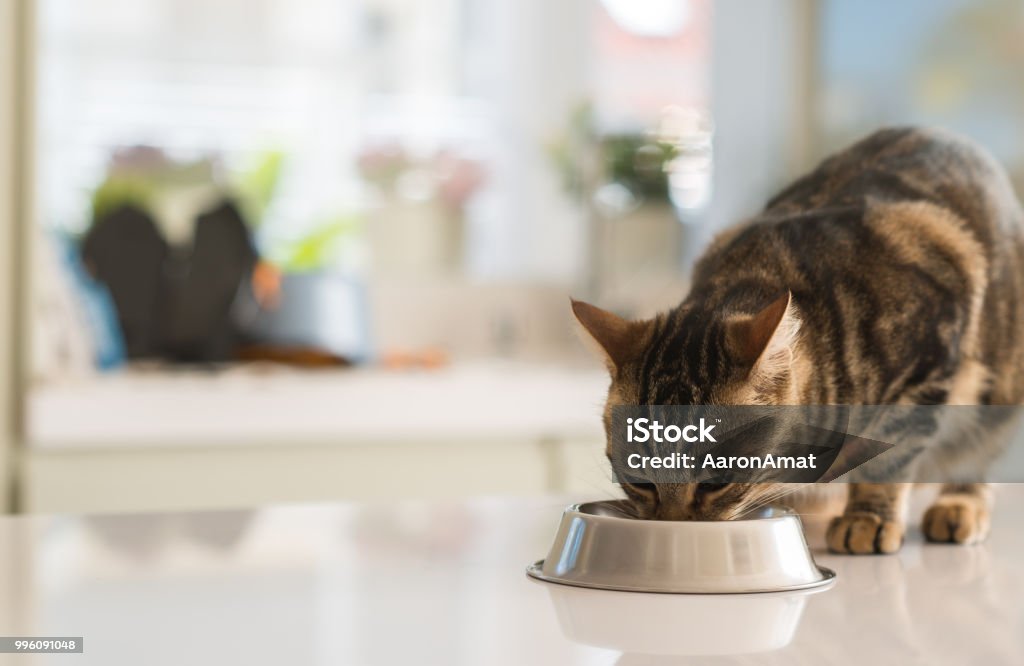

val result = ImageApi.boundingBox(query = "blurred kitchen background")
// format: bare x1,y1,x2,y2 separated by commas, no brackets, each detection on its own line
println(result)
1,0,1023,514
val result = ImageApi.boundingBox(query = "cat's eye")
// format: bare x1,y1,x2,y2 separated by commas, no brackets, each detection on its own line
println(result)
697,482,729,493
621,481,657,502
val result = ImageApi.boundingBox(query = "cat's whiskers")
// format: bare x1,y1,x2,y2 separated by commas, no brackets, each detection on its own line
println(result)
734,484,809,517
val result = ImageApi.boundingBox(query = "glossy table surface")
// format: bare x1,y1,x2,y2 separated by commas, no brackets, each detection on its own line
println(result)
1,486,1023,665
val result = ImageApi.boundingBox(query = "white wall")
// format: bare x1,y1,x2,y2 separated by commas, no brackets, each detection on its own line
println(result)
463,0,591,282
702,0,816,244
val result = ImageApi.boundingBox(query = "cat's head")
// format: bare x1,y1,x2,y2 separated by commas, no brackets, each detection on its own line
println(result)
572,292,804,520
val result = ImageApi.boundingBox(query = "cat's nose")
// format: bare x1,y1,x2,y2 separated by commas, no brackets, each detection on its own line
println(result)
653,484,699,520
654,503,694,521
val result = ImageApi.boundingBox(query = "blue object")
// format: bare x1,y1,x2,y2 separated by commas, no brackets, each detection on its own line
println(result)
55,234,127,370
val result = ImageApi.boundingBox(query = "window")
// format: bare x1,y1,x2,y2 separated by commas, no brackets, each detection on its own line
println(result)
36,0,712,282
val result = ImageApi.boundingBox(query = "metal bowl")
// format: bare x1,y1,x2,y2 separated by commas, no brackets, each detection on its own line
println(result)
527,500,835,594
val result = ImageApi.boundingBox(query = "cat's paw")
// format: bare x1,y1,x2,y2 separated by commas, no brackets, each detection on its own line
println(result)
826,512,904,554
922,494,990,545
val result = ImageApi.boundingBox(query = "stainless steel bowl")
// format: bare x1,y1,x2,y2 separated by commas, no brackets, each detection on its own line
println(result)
527,500,835,594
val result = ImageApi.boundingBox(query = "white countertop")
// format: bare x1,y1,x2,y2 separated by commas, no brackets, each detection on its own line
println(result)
27,361,608,448
2,486,1023,665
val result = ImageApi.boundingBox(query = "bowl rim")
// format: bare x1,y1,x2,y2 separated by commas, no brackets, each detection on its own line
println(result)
569,500,799,525
526,560,837,595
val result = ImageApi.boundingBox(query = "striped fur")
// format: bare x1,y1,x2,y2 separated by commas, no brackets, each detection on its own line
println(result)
575,128,1024,551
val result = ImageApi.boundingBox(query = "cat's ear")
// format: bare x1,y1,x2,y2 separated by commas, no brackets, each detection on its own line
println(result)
571,299,648,370
726,291,800,373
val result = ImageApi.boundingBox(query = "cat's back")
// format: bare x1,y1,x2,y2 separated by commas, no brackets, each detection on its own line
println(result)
765,126,1024,245
692,127,1024,404
696,127,1024,288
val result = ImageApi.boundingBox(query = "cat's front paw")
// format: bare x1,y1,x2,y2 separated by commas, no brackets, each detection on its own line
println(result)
922,494,990,545
826,512,904,554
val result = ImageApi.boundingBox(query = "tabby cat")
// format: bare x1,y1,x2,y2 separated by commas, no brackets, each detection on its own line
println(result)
573,127,1024,554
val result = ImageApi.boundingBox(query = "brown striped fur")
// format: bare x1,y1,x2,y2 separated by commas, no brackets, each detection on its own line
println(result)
574,128,1024,553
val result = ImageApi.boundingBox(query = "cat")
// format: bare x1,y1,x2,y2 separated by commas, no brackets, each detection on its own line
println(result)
573,127,1024,554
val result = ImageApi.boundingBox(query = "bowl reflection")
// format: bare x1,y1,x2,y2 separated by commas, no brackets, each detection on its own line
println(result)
535,578,831,657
